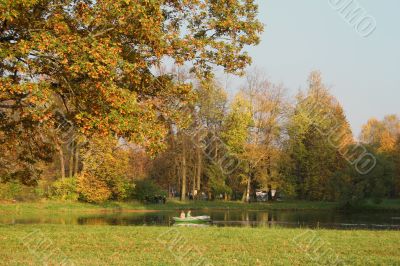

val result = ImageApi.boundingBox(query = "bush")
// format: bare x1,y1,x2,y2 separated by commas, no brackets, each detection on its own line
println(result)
50,177,79,201
132,179,166,202
77,136,135,202
0,181,22,200
0,181,40,201
77,173,112,203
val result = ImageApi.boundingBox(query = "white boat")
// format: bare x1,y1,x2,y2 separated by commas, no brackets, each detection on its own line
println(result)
172,215,211,223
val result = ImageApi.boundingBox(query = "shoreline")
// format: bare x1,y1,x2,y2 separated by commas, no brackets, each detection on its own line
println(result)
1,199,399,215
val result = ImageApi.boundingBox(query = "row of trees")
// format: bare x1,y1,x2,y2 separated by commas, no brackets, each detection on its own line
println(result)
149,69,400,204
2,64,399,204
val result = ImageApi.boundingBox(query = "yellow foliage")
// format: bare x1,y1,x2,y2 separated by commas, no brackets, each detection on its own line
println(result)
77,173,112,203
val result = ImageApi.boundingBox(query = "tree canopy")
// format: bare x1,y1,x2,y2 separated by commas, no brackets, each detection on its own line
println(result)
0,0,263,183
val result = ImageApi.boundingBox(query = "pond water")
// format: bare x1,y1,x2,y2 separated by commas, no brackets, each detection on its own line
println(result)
2,210,400,230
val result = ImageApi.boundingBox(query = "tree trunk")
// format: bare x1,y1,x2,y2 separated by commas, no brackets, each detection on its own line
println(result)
214,137,218,160
56,141,65,180
176,157,180,197
180,138,187,201
196,138,202,191
245,177,251,202
243,169,251,203
192,166,196,200
69,141,74,177
74,143,80,175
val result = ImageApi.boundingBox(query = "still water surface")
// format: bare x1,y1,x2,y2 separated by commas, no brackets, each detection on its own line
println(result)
2,210,400,230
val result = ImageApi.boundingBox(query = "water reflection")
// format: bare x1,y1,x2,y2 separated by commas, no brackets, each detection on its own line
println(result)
2,210,400,230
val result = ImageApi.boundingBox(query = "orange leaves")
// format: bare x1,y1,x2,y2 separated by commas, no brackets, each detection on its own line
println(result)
379,131,397,153
77,172,112,203
1,80,35,96
16,40,30,55
361,115,400,153
1,0,262,156
53,22,69,35
61,57,68,65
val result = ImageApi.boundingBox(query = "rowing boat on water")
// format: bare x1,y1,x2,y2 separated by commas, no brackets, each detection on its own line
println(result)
172,216,211,223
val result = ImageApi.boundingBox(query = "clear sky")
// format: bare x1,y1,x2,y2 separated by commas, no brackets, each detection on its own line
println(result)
237,0,399,137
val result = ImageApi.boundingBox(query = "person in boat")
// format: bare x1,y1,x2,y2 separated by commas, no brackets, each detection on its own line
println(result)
180,210,185,219
186,210,192,217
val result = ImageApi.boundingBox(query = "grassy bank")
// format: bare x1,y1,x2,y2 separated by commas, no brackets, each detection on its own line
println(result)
0,224,399,265
1,199,399,215
0,200,338,215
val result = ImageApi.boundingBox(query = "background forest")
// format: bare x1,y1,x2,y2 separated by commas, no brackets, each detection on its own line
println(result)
1,67,399,206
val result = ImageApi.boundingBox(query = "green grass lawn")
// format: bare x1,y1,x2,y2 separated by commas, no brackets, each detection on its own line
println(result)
0,224,399,265
1,200,400,265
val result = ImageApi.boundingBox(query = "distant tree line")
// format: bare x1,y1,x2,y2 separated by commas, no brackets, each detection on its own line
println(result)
150,70,400,205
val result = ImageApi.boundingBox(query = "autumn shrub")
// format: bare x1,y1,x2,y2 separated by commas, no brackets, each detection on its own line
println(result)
77,173,112,203
0,181,21,200
50,177,79,201
132,179,166,202
0,181,40,201
77,136,135,203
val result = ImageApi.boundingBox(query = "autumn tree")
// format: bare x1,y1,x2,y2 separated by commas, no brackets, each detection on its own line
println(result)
337,147,395,206
236,70,287,201
195,78,228,196
77,136,134,203
221,92,252,200
283,71,353,200
360,115,400,153
395,137,400,197
360,115,400,197
0,0,263,183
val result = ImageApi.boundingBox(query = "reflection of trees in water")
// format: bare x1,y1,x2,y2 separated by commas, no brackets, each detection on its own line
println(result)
4,211,400,229
141,214,170,225
77,217,108,225
257,212,269,227
210,210,289,227
240,211,249,222
3,216,83,225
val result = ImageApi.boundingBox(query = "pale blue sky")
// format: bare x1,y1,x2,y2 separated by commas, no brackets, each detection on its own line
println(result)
237,0,399,136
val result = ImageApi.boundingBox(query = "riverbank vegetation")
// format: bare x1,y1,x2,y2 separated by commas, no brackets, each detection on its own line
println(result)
1,199,400,216
1,225,399,265
0,200,340,214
